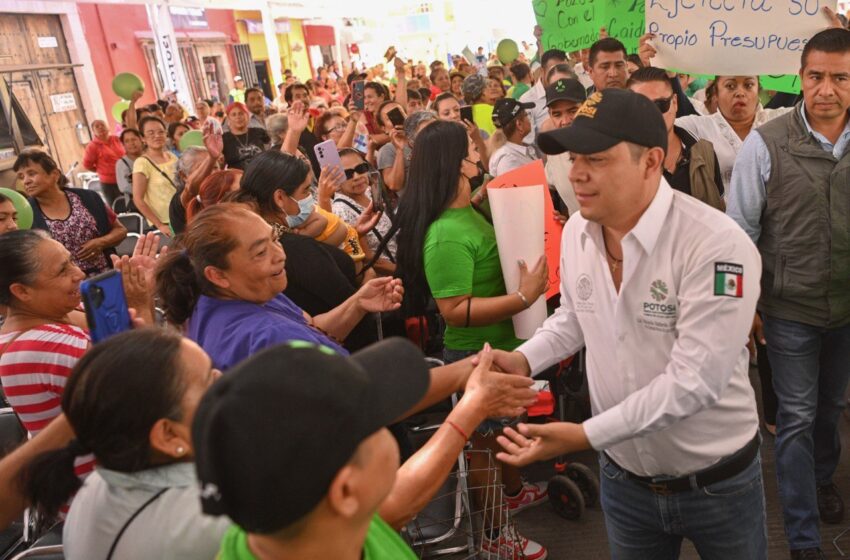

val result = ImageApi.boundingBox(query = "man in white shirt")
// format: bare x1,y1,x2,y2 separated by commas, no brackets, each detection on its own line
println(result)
492,89,766,559
489,99,539,176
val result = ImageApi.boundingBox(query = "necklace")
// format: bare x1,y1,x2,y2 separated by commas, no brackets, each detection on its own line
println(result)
603,232,623,272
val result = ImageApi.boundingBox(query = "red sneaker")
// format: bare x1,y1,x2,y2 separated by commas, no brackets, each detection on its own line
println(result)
481,528,548,560
504,481,548,514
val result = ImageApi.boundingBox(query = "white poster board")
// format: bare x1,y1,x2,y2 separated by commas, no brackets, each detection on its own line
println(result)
487,184,548,339
145,3,193,110
645,0,836,75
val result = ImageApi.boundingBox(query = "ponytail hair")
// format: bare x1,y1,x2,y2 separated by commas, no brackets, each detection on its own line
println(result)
22,330,186,518
186,169,243,223
156,203,256,325
22,440,87,518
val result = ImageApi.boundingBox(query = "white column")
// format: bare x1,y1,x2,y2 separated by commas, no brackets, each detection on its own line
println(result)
261,2,283,88
145,3,193,109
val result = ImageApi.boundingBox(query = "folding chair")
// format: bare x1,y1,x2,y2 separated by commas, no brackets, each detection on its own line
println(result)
116,213,145,235
115,233,140,257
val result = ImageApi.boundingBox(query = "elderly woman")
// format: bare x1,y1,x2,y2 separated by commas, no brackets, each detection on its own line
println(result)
0,230,95,475
82,119,124,206
315,111,358,148
155,203,403,369
462,74,500,135
265,113,288,149
16,151,126,275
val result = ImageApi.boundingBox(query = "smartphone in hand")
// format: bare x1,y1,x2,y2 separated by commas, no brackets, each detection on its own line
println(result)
352,80,366,111
369,171,385,213
314,140,344,186
80,270,132,344
387,107,405,128
460,105,474,124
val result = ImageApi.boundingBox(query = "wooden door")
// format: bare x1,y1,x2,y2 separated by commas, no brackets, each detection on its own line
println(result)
0,13,89,171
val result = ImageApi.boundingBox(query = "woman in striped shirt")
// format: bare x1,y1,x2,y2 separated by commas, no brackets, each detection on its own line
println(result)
0,230,95,479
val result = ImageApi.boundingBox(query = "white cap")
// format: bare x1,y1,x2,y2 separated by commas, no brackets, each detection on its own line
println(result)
234,75,244,82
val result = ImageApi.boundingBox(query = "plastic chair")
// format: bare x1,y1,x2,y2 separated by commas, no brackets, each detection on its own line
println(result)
115,233,140,257
116,213,145,235
111,195,129,214
0,409,27,559
8,545,63,560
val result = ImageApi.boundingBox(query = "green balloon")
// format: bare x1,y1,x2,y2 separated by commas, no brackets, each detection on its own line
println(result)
112,72,144,100
0,187,33,229
497,39,520,65
112,100,131,123
179,130,204,152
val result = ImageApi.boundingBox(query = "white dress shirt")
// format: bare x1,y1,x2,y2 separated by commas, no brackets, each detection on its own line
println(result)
489,142,539,177
676,106,792,189
518,179,761,477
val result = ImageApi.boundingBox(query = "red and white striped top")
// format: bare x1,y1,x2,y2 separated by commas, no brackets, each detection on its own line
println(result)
0,323,95,477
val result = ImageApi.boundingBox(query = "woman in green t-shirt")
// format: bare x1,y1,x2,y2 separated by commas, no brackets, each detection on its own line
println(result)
395,121,550,559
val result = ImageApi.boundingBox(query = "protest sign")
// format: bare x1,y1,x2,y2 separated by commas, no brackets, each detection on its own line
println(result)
646,0,835,76
488,160,563,300
760,74,801,93
532,0,645,52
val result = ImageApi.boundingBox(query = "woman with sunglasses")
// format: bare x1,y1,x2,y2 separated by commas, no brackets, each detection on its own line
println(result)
332,149,397,275
627,68,725,210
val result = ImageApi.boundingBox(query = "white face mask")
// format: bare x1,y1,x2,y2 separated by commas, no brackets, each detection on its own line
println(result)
285,195,315,228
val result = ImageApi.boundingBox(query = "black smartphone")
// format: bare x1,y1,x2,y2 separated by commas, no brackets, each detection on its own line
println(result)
352,80,366,111
80,270,132,344
387,107,405,128
368,171,385,213
460,105,474,123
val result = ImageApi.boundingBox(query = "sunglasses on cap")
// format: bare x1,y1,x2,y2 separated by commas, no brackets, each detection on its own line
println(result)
653,95,674,114
344,163,370,179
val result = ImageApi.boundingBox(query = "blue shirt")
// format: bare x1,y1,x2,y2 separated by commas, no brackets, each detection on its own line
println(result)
187,294,347,371
727,105,850,244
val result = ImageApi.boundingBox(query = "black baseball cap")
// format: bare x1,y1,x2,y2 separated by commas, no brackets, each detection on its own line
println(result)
193,338,431,534
537,89,668,155
492,98,535,129
545,79,587,107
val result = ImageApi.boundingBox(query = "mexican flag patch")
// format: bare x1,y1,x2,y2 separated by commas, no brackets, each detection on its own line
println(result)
714,262,743,298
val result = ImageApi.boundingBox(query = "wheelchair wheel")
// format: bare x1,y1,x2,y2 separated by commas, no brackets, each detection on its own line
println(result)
566,463,600,508
548,475,585,520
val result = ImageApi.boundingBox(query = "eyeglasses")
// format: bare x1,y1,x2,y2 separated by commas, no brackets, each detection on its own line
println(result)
344,163,370,179
329,124,347,133
653,95,674,114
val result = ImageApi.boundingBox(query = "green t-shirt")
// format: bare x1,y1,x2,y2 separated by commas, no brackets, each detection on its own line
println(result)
216,516,416,560
424,206,522,351
509,82,531,100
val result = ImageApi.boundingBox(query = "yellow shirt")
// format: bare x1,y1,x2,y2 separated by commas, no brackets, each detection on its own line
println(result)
133,153,178,225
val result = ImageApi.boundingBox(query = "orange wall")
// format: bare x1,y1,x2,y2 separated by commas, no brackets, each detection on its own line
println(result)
78,5,239,127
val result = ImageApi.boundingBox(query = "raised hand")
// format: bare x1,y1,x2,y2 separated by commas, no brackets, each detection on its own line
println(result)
288,101,310,133
203,120,223,160
354,201,382,236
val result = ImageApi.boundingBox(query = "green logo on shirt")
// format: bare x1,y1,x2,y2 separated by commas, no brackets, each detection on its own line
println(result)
650,279,668,302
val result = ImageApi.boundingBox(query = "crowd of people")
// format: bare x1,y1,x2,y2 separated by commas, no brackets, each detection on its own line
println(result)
0,8,850,560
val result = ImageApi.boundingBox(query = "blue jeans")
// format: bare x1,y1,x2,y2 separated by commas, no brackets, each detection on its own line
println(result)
599,453,767,559
762,315,850,550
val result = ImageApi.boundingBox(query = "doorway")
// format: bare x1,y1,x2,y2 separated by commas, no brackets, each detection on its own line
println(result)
254,61,273,101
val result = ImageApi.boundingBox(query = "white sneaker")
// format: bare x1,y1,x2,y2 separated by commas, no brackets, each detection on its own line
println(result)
481,527,548,560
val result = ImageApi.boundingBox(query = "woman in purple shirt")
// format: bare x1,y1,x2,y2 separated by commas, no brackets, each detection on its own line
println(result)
155,203,403,370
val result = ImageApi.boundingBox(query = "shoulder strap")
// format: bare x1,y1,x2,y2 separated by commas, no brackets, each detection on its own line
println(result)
334,198,362,215
105,488,168,560
140,156,177,189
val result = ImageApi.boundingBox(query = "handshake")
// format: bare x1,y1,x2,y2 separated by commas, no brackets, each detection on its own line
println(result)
459,344,590,467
